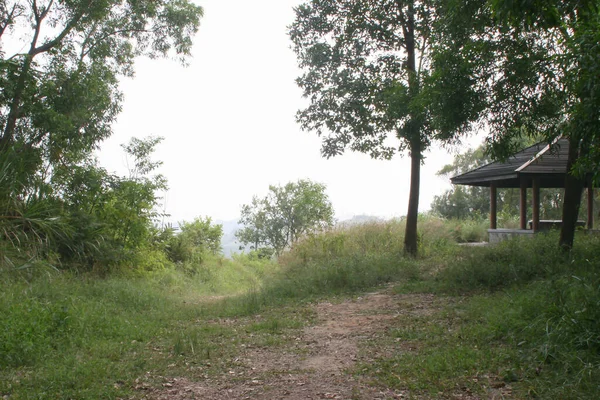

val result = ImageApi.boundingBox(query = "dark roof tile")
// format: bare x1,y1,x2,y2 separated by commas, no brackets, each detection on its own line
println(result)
451,138,573,188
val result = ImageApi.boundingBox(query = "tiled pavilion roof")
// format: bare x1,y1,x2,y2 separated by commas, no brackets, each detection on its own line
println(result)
451,138,578,188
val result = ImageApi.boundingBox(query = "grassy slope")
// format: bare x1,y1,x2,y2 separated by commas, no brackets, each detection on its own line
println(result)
2,218,599,398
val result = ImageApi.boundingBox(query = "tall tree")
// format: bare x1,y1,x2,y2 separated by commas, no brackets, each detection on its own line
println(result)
290,0,473,256
237,179,334,256
430,0,600,248
0,0,202,267
0,0,203,189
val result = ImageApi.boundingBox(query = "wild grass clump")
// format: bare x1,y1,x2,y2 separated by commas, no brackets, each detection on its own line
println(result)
446,218,489,243
187,252,278,294
273,221,412,294
421,233,600,397
437,232,564,291
245,218,463,305
418,214,485,244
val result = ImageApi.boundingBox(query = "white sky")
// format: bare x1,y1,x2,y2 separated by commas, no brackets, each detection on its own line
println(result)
97,0,482,223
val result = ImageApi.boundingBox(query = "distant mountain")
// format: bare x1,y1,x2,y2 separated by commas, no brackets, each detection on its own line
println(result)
336,215,383,227
215,219,249,258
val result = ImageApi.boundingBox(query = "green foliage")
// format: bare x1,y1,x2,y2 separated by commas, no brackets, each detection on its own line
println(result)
289,0,469,256
166,217,224,276
357,233,600,398
237,179,334,256
438,234,560,291
0,0,203,180
429,233,600,395
431,0,600,247
431,145,491,219
0,0,203,272
0,134,173,274
55,136,169,270
109,136,168,249
3,215,599,398
177,217,223,255
0,152,73,270
0,252,280,398
259,220,422,300
431,185,490,220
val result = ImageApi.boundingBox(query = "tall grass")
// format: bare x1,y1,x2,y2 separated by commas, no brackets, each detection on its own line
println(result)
3,216,598,398
259,220,413,300
222,217,470,314
0,252,279,398
413,232,600,398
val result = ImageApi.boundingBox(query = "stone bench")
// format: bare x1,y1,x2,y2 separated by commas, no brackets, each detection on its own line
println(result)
528,220,586,231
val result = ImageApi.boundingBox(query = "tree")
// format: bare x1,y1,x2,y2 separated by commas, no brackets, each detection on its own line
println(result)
289,0,472,256
0,0,203,192
236,197,269,252
0,0,202,268
51,136,168,267
166,217,223,267
104,136,168,250
236,179,334,256
430,0,600,248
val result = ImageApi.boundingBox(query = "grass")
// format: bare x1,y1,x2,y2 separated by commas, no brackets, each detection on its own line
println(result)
0,254,311,399
360,276,600,398
1,217,599,398
355,230,600,399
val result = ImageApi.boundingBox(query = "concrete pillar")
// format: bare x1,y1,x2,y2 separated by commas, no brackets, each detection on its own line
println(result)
490,183,497,230
520,179,527,230
532,178,540,232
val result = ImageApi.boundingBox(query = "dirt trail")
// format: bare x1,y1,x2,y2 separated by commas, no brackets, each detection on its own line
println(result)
146,289,440,400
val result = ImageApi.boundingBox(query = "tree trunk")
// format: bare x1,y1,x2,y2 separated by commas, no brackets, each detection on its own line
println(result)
0,56,33,151
404,140,421,256
559,136,585,249
402,1,421,257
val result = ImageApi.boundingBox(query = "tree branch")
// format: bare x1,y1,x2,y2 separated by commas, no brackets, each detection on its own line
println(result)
0,2,20,40
31,0,88,56
79,27,155,61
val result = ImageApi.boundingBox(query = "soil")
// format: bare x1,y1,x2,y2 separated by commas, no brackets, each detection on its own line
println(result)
140,289,509,400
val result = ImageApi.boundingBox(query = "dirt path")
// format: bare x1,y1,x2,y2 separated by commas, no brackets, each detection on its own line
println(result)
145,288,440,400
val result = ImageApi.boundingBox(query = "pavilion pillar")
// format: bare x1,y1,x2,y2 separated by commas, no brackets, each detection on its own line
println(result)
532,178,540,232
587,184,594,230
490,183,497,230
520,179,527,230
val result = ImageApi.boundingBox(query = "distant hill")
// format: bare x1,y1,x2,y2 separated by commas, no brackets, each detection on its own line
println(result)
336,215,383,227
215,219,249,258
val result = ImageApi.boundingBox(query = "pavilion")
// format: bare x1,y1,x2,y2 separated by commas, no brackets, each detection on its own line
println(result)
451,138,595,242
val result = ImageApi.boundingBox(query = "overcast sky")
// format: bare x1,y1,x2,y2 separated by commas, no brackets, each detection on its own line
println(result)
97,0,483,223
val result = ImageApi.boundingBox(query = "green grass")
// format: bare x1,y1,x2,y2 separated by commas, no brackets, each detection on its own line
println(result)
1,218,599,399
356,230,600,399
0,254,309,399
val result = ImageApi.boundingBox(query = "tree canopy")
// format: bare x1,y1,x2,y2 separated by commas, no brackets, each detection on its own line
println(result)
236,179,334,256
430,0,600,248
289,0,474,255
0,0,203,270
0,0,203,188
